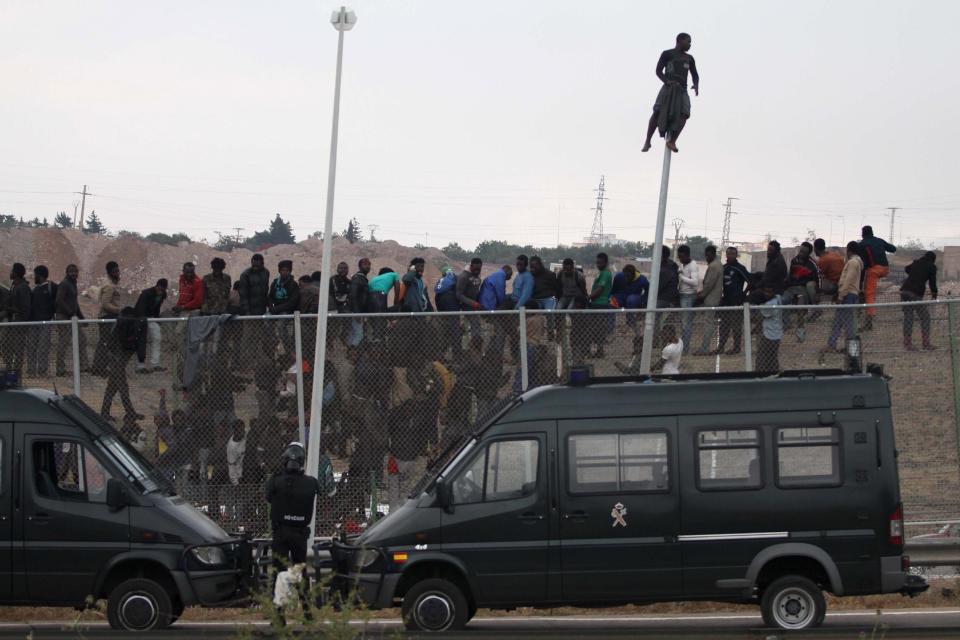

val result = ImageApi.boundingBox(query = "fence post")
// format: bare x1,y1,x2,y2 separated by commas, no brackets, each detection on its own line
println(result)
949,301,960,477
742,303,753,372
71,317,81,396
293,312,306,444
519,308,529,391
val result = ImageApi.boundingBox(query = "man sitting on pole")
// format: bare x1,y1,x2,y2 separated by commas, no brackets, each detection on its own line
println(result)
642,32,700,153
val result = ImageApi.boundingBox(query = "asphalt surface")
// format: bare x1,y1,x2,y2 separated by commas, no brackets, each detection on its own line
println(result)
6,610,960,639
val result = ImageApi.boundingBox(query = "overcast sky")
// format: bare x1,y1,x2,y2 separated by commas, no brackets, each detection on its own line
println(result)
2,0,958,251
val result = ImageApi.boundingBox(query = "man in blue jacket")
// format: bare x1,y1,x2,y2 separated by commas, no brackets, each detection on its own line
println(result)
479,265,513,311
510,255,534,309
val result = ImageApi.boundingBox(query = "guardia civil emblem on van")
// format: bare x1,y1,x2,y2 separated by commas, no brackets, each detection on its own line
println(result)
611,502,628,528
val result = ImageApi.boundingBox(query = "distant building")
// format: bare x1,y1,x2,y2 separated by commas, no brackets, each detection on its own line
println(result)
572,233,631,248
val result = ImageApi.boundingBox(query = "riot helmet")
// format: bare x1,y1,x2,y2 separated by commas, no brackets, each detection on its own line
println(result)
281,442,306,474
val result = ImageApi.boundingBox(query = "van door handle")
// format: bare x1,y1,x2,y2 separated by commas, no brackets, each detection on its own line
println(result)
563,511,590,520
27,513,51,523
517,512,545,522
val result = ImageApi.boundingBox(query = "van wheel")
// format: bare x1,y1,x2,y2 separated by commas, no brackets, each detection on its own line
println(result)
107,578,175,631
402,578,469,632
760,576,825,631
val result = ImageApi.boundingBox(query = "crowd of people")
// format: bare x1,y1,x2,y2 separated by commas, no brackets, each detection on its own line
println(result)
0,223,943,532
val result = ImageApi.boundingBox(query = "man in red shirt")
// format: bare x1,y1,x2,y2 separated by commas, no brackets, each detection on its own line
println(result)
173,262,204,314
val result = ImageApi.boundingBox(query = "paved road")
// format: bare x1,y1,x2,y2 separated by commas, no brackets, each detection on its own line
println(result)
6,609,960,638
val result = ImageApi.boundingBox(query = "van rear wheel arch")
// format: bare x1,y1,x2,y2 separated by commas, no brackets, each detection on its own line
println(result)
748,544,843,596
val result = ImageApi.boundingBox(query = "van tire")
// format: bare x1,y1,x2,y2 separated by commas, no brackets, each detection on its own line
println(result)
107,578,175,631
760,575,825,631
402,578,469,632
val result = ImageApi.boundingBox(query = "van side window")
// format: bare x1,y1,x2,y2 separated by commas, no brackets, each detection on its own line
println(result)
697,429,761,490
569,432,669,494
32,441,113,504
776,427,841,488
451,439,539,505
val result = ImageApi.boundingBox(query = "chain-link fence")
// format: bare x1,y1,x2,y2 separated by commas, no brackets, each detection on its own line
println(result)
1,299,957,537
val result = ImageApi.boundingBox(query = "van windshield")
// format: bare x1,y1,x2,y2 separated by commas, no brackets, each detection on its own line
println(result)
407,395,521,498
98,435,172,495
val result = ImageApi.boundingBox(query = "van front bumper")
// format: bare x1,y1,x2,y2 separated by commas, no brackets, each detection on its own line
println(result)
175,569,243,607
320,539,400,609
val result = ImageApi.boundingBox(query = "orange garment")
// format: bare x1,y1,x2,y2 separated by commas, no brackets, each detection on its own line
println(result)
817,251,844,285
863,265,889,316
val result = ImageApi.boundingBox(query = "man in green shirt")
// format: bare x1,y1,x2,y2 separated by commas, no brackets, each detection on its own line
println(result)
368,268,401,311
589,252,613,357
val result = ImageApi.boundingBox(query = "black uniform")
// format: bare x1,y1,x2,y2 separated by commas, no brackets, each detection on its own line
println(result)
266,471,324,567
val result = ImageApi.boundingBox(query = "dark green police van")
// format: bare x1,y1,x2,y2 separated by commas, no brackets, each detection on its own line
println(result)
0,381,254,631
328,368,927,632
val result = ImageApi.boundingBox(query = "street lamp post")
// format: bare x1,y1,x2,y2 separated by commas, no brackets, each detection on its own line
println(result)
307,6,356,535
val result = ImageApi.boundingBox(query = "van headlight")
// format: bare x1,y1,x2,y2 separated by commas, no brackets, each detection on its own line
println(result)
353,549,380,570
191,546,227,566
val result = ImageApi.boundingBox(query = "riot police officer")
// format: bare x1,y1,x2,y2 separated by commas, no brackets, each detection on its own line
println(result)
266,442,334,621
266,442,328,570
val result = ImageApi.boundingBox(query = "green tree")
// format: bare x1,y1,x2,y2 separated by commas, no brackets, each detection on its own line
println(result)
54,212,74,228
682,235,714,258
146,232,191,246
441,241,470,261
83,211,107,235
247,213,296,249
343,218,363,244
116,230,143,240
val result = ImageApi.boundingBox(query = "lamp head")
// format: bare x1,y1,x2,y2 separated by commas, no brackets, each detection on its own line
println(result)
331,7,357,31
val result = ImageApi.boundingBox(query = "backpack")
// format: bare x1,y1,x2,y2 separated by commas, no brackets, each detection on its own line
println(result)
116,307,140,352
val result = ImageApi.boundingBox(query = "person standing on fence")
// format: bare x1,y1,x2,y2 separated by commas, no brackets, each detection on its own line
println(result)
510,255,534,310
714,247,750,356
201,257,231,316
434,265,461,358
529,256,559,310
479,265,512,311
823,241,864,354
456,258,483,312
330,262,351,313
813,239,844,303
134,279,168,373
239,254,271,316
28,265,56,376
54,264,86,376
298,275,320,314
92,261,122,377
781,241,821,343
677,245,699,355
268,260,300,355
755,286,783,373
101,305,143,423
762,241,788,295
900,251,938,351
557,259,588,309
173,262,204,315
694,245,722,355
3,263,31,376
859,225,897,330
401,257,431,313
587,253,614,358
348,258,371,348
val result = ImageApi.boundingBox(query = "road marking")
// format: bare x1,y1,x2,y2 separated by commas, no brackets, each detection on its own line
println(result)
3,609,960,628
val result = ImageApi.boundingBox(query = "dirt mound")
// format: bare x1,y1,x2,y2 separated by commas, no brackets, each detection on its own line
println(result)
0,228,466,316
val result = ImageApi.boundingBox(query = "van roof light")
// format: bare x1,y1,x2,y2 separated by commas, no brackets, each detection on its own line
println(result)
0,370,20,390
568,365,593,386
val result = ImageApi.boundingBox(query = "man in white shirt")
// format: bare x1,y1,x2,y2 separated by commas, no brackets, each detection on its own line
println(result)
658,324,683,375
677,245,699,355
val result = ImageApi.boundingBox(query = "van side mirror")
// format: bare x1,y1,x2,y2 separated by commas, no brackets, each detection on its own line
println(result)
436,478,454,514
106,478,129,512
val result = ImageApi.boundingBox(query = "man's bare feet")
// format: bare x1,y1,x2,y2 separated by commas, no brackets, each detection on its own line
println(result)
666,140,679,152
641,142,652,152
